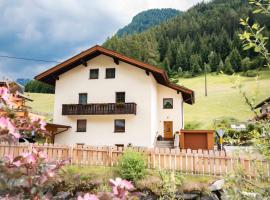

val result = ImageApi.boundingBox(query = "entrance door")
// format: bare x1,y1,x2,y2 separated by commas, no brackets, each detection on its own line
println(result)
164,121,173,139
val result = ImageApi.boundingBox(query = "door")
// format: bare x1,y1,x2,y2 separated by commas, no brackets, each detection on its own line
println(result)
184,133,208,150
164,121,173,139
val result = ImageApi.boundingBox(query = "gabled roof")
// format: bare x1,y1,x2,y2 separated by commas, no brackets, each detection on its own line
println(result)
254,96,270,109
35,45,195,104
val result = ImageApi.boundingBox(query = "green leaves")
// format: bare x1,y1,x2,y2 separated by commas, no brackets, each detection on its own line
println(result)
239,10,270,69
253,8,263,13
118,149,147,182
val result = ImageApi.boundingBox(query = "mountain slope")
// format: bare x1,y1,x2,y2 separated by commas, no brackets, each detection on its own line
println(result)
116,8,181,37
104,0,270,77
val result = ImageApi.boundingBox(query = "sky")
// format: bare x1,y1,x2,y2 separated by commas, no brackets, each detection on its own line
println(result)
0,0,204,80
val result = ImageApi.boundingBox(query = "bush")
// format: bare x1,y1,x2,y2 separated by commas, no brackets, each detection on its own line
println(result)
182,71,193,78
118,150,147,182
241,70,258,77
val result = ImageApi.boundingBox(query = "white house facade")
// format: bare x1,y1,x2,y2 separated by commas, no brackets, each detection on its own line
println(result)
35,45,194,147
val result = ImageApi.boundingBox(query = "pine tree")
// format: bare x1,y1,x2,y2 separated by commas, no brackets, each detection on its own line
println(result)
208,51,220,72
229,48,242,72
241,57,251,72
190,54,202,76
102,0,270,77
217,60,225,74
224,57,234,75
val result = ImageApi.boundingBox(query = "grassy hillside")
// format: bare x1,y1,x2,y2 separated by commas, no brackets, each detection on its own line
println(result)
180,70,270,129
25,70,270,129
25,92,54,116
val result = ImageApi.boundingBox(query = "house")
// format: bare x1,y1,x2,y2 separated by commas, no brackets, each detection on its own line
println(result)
254,97,270,120
0,80,70,143
0,80,33,117
35,45,195,147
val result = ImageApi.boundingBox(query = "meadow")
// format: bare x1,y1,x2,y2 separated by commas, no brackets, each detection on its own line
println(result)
179,70,270,128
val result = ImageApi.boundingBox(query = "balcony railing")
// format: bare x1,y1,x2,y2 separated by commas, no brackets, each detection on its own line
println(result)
62,103,137,115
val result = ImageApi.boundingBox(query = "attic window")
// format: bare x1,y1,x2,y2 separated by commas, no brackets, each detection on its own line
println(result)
89,69,99,79
106,68,115,79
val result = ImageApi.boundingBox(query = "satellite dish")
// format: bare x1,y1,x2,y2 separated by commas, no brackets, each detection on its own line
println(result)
217,129,224,137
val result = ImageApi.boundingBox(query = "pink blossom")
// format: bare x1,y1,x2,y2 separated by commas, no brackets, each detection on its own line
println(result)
0,117,20,139
77,193,99,200
4,154,13,163
39,119,47,130
32,148,38,154
109,178,134,190
21,152,30,158
10,131,20,139
26,154,36,164
31,116,40,123
38,151,47,159
109,178,134,198
46,170,55,178
21,152,36,164
121,180,134,191
13,160,21,167
0,87,9,102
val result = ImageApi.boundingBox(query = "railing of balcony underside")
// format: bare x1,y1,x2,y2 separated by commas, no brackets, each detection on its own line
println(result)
62,103,137,115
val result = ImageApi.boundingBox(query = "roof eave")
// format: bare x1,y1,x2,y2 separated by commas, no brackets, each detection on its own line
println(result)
35,45,195,105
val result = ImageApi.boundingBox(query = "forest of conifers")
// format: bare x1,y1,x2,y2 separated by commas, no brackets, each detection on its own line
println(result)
103,0,270,78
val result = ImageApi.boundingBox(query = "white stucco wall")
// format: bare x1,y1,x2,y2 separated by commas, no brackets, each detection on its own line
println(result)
157,84,183,136
53,54,183,147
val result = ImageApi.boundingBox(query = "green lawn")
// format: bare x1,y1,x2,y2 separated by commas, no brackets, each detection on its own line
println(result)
25,70,270,129
179,70,270,129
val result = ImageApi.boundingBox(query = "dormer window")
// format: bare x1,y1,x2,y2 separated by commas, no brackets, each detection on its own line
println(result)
89,69,99,79
106,68,115,79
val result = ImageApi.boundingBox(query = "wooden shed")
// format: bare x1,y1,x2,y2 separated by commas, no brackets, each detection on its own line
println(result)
180,130,214,150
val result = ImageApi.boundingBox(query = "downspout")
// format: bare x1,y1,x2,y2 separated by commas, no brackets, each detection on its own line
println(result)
181,99,184,130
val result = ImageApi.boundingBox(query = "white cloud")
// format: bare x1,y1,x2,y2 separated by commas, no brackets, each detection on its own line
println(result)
0,0,204,79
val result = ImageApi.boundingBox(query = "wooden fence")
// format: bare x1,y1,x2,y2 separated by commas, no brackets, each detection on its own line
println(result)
0,142,269,178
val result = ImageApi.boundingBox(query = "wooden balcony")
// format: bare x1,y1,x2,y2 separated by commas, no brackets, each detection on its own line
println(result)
62,103,137,115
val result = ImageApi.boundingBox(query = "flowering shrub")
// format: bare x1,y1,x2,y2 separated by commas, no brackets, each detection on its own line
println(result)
109,178,135,199
77,178,136,200
0,86,67,199
0,147,67,199
0,86,47,143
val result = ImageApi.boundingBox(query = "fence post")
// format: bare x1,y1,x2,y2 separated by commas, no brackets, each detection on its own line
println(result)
69,145,73,165
108,147,113,167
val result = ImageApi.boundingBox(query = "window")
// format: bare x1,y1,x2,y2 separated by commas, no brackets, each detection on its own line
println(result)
89,69,99,79
77,120,87,132
79,93,87,104
114,119,125,132
163,98,173,109
116,92,125,103
106,68,115,79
